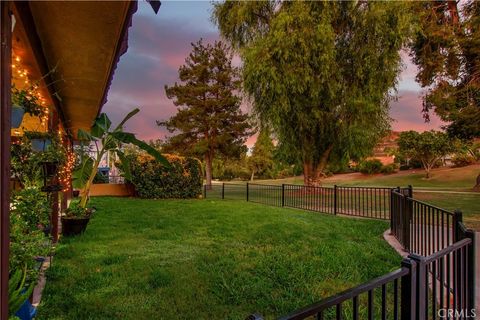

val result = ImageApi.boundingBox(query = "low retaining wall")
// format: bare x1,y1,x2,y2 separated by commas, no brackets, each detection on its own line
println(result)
90,184,134,197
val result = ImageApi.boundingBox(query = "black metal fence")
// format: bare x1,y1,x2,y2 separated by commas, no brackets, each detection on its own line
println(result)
204,183,408,220
391,188,459,256
204,182,476,320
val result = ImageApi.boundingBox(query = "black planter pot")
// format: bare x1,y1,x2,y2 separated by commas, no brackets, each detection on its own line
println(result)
41,161,59,178
61,216,90,237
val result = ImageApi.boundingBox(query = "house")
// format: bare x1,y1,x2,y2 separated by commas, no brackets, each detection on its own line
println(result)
0,1,160,318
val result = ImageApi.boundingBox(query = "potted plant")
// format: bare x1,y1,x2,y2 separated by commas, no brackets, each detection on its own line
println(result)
69,108,170,233
61,202,93,236
24,131,53,152
11,85,44,128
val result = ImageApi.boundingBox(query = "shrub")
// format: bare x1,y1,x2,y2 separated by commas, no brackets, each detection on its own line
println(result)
358,159,383,174
93,172,109,184
10,188,51,280
452,154,476,167
380,163,397,174
128,153,202,199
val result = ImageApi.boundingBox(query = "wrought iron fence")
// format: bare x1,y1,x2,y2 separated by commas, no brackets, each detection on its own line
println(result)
204,183,410,220
204,182,475,320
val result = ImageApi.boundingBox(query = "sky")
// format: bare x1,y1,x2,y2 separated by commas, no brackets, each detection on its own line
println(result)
103,1,444,148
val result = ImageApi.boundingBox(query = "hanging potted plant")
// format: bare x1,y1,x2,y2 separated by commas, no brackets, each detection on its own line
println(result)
28,134,66,192
67,108,170,236
11,85,44,128
24,131,53,152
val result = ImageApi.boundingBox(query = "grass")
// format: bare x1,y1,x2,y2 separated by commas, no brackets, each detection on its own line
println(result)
37,198,400,320
414,191,480,231
211,183,480,231
249,164,480,191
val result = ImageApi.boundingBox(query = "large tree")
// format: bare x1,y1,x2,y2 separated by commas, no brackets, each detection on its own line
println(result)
397,130,455,179
409,0,480,189
159,39,252,186
213,1,411,186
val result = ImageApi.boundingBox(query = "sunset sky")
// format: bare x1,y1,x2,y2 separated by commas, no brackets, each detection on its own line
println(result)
103,1,445,148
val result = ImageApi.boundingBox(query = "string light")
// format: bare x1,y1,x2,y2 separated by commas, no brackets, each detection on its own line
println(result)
12,54,49,127
58,133,75,192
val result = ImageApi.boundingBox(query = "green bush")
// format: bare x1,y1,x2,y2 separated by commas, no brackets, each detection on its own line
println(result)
452,154,476,167
358,159,383,174
380,163,397,174
93,172,109,184
10,188,51,281
128,153,202,198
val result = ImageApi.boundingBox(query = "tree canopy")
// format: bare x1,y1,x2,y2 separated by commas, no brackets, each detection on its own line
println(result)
158,39,252,185
397,130,455,178
213,1,412,185
410,1,480,140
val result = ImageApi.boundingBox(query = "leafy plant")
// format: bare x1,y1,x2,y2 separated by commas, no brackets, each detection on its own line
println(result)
358,159,383,174
10,187,50,230
65,201,91,218
33,143,66,165
93,172,109,184
126,153,202,199
8,266,35,318
11,85,43,116
23,131,53,140
9,209,50,281
380,163,397,174
10,138,42,187
73,108,170,208
452,154,476,168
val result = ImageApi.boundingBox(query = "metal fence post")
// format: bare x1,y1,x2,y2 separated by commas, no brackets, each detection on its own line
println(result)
400,258,417,320
281,184,285,207
409,254,426,320
222,183,225,200
465,229,476,311
246,183,249,202
334,185,337,215
402,195,411,251
453,209,463,242
408,184,413,198
203,184,206,199
390,188,394,232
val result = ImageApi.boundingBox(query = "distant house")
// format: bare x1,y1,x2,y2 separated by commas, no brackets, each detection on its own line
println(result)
367,131,400,165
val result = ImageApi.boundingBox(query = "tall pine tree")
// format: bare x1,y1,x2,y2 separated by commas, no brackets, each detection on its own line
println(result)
158,39,252,186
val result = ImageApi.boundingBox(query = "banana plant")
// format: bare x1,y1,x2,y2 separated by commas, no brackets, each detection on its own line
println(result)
73,108,170,209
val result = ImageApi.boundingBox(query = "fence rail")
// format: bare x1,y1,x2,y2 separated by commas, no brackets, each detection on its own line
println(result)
204,183,410,220
204,182,475,320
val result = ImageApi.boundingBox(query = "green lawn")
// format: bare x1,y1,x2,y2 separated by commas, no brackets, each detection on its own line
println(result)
414,191,480,231
37,198,399,319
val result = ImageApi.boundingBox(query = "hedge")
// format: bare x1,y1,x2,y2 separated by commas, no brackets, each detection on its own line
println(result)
127,153,203,199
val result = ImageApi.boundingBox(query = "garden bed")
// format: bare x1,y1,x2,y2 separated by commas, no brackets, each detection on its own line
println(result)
37,197,400,319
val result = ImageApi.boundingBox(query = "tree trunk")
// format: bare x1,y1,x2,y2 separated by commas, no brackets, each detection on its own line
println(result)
204,152,213,188
303,146,333,186
303,161,324,186
474,172,480,192
250,170,254,181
